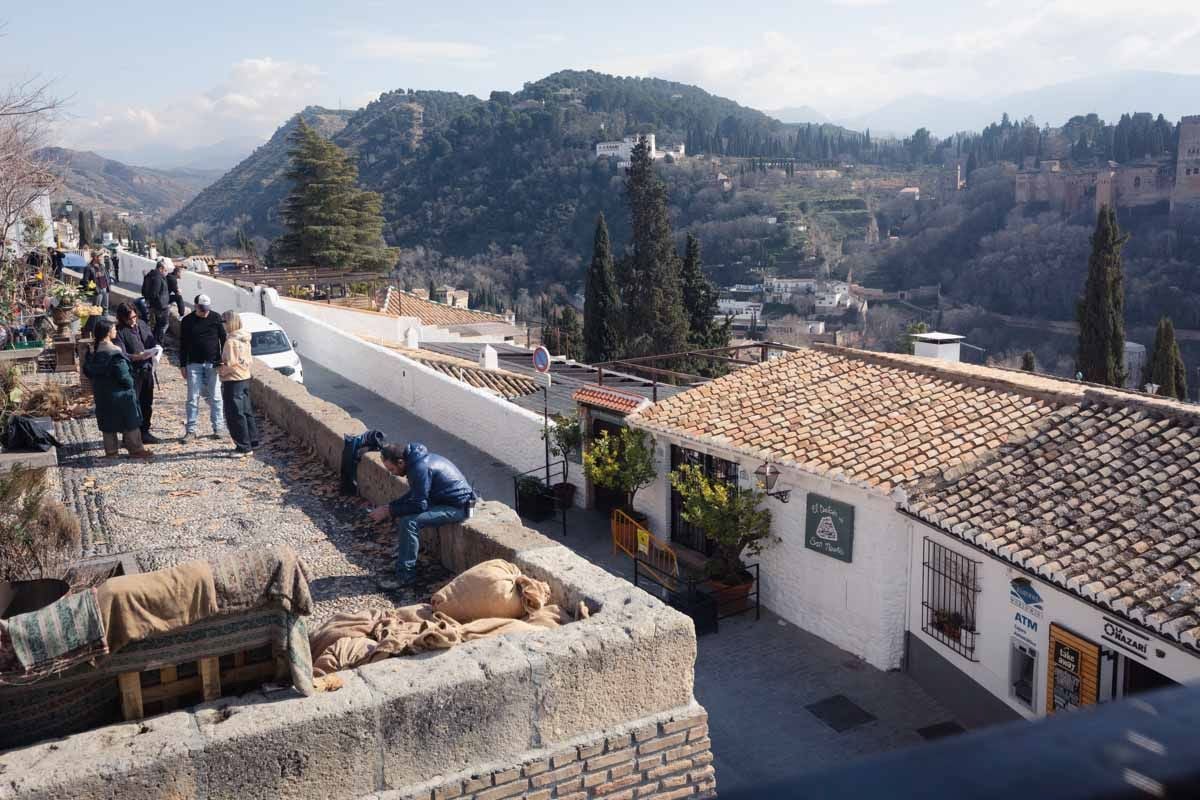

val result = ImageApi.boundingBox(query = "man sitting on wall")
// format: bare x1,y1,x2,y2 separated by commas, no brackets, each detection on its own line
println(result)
369,443,476,587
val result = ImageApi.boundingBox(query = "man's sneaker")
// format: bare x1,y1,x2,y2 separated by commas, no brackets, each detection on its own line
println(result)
209,431,228,441
128,450,154,460
141,432,163,444
180,431,197,444
231,449,253,459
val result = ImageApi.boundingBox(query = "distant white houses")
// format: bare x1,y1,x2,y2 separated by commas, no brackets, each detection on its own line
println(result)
765,277,817,302
595,134,685,168
717,298,762,316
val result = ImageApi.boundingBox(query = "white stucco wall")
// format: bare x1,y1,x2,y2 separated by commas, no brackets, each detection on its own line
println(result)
264,295,583,494
906,521,1200,720
118,251,263,314
633,431,910,670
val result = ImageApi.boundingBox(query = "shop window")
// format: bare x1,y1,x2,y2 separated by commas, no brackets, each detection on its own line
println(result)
921,538,980,661
1010,640,1037,709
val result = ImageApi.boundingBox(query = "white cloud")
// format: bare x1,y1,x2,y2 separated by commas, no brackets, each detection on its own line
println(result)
59,57,326,157
828,0,892,6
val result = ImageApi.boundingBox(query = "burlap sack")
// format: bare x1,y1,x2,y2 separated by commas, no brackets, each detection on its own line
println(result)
431,559,551,623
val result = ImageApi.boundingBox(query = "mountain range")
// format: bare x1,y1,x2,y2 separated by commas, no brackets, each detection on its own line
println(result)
834,70,1200,137
37,148,224,220
166,71,827,277
93,135,263,172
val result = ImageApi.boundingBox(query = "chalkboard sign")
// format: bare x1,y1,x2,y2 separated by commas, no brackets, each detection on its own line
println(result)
804,494,855,563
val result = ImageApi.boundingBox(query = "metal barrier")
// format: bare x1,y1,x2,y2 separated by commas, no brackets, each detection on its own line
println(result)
611,509,679,590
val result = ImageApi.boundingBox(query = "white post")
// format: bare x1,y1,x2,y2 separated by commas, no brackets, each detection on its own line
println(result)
479,344,498,371
405,326,420,349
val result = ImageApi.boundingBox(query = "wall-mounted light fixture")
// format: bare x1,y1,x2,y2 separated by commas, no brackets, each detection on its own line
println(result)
755,462,791,503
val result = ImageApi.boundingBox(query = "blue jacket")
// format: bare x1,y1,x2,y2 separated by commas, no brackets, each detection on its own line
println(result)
389,443,475,516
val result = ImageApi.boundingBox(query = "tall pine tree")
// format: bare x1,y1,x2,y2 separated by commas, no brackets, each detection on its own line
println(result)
1147,316,1188,401
679,233,728,350
1076,206,1127,387
583,213,620,363
618,137,688,357
276,118,395,272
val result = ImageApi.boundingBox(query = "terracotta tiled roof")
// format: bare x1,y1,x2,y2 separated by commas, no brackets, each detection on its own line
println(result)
629,345,1082,491
573,385,651,415
383,287,509,327
904,394,1200,650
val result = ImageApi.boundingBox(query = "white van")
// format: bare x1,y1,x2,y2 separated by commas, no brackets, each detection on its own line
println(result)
238,312,304,384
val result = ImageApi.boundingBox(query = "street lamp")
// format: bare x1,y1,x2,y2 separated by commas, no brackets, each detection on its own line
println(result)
63,199,74,216
754,462,791,503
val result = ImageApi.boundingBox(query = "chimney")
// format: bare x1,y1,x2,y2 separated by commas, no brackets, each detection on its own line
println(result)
405,326,420,349
912,332,964,363
479,344,498,371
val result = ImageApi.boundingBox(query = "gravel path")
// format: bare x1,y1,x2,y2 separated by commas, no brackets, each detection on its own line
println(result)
54,358,450,626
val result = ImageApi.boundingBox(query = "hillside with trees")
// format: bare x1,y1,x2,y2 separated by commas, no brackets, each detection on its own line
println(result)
36,147,220,219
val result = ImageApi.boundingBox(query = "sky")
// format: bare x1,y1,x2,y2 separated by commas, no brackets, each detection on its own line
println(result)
3,0,1200,162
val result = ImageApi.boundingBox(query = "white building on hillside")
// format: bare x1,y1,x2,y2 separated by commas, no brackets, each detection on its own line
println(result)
2,191,54,252
595,134,684,168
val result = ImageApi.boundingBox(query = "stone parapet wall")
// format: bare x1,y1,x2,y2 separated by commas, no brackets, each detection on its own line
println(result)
367,705,714,800
0,363,713,800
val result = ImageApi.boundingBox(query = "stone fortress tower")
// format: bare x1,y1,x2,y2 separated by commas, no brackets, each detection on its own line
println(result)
1171,115,1200,221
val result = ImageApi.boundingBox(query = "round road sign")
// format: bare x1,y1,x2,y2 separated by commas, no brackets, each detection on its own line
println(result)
532,345,551,373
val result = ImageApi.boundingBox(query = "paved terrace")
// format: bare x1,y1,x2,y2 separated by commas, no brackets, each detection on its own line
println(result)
303,359,960,796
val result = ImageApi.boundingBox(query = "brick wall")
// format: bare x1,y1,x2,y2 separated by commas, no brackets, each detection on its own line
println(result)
383,706,715,800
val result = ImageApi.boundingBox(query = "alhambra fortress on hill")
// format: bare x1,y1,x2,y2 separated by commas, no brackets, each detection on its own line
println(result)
1014,114,1200,218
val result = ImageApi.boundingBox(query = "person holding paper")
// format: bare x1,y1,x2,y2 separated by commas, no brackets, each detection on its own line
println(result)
114,302,163,444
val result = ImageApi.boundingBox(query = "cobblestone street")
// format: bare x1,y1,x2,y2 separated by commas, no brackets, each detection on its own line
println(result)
54,358,450,626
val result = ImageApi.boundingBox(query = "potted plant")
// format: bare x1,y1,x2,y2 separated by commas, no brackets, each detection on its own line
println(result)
670,463,774,609
48,283,81,338
582,427,656,519
515,474,555,522
932,609,966,641
543,413,583,509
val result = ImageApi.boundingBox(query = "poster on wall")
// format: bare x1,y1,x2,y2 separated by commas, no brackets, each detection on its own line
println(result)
804,494,855,563
1046,623,1100,715
1010,579,1044,646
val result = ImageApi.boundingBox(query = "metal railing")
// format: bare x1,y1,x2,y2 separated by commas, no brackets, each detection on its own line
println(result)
512,460,568,538
611,509,679,590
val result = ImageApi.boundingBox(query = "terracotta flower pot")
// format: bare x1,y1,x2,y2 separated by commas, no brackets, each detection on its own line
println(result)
703,570,754,614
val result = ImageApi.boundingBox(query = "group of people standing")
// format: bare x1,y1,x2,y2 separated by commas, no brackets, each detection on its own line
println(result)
82,258,259,459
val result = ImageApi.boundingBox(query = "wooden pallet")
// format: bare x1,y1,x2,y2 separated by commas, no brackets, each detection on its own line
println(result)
117,643,288,721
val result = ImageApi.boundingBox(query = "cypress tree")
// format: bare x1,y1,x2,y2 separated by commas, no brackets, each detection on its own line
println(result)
277,118,395,271
1147,316,1188,401
559,306,584,361
679,233,728,350
1020,351,1036,372
1076,206,1128,387
619,137,688,357
77,209,92,246
583,213,620,363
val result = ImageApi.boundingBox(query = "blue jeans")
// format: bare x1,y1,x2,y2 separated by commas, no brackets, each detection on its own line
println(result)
395,505,468,579
185,362,225,434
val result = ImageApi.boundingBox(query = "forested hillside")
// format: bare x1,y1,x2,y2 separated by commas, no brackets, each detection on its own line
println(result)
166,71,870,286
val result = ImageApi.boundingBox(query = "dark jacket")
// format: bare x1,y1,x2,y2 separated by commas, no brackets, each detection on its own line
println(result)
141,269,169,311
165,272,181,299
82,344,141,433
115,319,157,372
82,262,110,292
388,443,475,516
179,311,226,367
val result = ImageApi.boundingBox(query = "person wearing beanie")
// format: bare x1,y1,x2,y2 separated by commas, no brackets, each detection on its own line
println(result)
179,293,227,443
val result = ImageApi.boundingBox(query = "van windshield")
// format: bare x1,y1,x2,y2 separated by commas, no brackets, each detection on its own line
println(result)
250,330,292,356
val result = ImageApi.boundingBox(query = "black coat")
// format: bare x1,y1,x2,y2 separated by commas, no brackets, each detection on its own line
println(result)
83,345,141,433
141,270,169,311
115,319,157,372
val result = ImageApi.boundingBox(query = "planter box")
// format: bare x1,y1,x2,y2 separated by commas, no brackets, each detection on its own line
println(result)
516,487,556,522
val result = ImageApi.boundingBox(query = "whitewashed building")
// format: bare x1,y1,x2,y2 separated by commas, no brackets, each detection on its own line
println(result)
903,393,1200,725
626,346,1072,670
595,134,684,168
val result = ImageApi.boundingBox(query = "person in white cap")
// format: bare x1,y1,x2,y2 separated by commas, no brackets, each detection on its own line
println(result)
179,293,227,442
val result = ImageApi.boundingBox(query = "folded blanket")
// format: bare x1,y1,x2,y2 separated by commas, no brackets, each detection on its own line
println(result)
310,602,587,677
2,588,108,675
95,560,219,652
212,545,312,616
